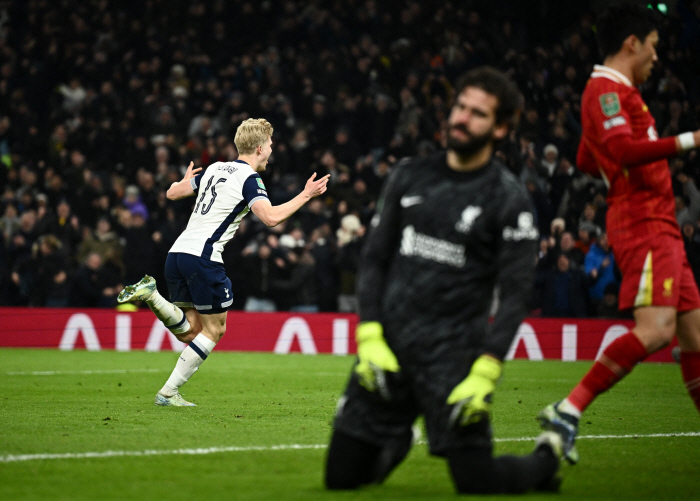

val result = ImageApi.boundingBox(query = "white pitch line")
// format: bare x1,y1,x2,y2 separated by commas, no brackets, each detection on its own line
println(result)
0,444,327,463
491,431,700,443
1,432,698,464
6,369,163,376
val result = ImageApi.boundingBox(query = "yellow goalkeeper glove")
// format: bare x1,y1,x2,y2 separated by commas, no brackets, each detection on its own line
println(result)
447,354,502,427
354,321,400,400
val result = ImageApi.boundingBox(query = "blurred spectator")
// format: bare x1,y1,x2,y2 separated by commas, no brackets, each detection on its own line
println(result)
309,225,338,312
541,143,559,178
7,210,38,272
34,193,53,236
551,217,566,236
596,283,626,319
675,172,700,227
10,234,70,306
315,149,352,191
188,100,224,142
122,185,150,222
309,95,336,148
135,170,160,218
335,214,365,313
331,126,363,170
77,216,124,273
30,235,71,307
242,242,280,312
524,178,555,237
70,252,122,308
272,234,319,312
294,198,330,236
579,202,602,233
48,200,82,257
0,202,20,246
559,230,585,267
342,178,375,222
44,169,71,209
537,252,589,318
57,77,87,113
549,157,576,214
119,208,157,285
575,221,598,256
519,142,549,192
584,232,618,313
124,134,154,181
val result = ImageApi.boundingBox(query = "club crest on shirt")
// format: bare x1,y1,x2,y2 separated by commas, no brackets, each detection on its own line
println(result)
455,206,482,233
599,92,621,117
663,278,673,297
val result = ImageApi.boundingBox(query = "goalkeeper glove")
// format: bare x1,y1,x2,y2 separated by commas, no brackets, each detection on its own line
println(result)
354,321,400,400
447,354,502,427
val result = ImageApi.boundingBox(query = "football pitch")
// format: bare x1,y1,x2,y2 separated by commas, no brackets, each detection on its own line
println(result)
1,349,698,500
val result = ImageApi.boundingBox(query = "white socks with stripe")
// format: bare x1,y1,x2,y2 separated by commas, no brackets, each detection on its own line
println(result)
159,333,217,397
147,289,191,334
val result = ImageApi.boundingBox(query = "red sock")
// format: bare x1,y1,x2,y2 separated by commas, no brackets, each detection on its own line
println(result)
568,332,649,412
680,351,700,414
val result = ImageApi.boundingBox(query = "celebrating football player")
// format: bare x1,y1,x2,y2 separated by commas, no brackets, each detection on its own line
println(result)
117,119,329,406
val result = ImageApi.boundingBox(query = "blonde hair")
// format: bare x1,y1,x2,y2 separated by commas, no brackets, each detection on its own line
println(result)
234,118,274,154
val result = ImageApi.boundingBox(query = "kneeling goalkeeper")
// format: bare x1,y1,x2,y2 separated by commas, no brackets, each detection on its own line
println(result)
325,67,563,494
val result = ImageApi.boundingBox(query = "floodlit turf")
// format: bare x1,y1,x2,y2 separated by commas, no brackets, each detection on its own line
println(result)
1,349,698,500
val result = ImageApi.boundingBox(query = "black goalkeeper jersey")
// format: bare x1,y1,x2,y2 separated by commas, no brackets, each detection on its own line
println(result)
357,151,538,361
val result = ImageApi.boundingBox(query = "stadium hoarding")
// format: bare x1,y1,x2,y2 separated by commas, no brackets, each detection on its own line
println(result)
0,307,676,361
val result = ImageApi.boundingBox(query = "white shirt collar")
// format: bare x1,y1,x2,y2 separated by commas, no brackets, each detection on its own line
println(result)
591,64,633,87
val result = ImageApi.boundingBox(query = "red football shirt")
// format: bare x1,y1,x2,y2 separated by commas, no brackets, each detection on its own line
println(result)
577,65,679,246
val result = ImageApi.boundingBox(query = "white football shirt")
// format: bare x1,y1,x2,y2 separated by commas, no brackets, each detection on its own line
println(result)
169,160,269,263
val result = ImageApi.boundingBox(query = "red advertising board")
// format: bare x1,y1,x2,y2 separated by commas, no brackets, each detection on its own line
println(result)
0,307,676,362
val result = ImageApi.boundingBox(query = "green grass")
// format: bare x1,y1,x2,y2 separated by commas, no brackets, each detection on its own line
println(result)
0,349,698,500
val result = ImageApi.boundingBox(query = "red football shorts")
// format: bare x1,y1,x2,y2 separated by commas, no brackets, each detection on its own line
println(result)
614,235,700,312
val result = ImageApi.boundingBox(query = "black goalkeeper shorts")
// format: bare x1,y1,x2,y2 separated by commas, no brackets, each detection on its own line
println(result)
332,346,493,457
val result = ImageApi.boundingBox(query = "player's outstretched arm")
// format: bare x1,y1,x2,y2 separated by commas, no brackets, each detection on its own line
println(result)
251,172,330,227
167,161,203,200
602,129,700,169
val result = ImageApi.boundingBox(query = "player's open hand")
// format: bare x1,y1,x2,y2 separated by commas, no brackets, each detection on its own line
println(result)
183,161,203,180
304,172,330,198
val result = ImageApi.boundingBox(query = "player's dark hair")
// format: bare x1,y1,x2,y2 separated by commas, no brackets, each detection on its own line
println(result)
455,66,521,130
595,3,659,59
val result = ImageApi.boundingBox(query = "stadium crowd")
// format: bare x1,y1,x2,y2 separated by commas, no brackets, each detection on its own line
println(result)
2,0,700,317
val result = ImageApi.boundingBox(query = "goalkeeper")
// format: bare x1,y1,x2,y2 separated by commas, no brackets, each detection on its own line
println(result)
325,67,563,494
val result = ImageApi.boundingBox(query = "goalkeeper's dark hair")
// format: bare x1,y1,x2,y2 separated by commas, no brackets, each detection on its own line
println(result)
455,66,522,131
595,3,660,60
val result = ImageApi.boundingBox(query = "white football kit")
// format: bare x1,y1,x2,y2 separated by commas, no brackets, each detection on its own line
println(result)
169,159,269,262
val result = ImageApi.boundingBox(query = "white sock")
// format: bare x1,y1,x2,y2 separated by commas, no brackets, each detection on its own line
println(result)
147,289,191,334
558,398,582,419
159,334,217,397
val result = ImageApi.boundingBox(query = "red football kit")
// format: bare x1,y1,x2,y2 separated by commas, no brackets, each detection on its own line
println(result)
577,65,700,311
